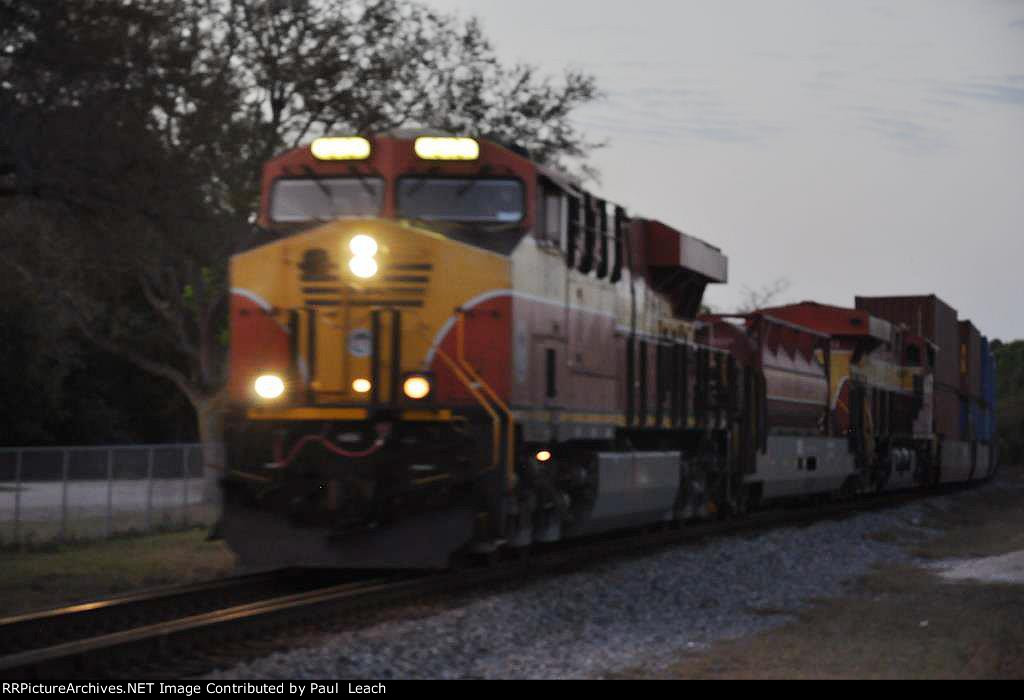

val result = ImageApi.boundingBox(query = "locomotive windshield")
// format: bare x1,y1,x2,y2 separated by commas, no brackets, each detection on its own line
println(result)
269,177,384,222
396,177,524,223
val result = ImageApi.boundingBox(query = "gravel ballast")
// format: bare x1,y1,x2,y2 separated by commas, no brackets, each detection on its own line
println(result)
207,494,959,680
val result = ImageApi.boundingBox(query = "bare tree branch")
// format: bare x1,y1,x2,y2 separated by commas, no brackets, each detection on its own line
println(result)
738,278,792,313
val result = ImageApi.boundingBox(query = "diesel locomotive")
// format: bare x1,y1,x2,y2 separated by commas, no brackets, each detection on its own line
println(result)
220,131,996,570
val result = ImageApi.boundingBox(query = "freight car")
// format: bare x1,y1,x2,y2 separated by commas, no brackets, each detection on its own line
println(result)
220,132,995,570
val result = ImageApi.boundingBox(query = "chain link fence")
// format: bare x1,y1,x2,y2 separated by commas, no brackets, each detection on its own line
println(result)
0,444,216,546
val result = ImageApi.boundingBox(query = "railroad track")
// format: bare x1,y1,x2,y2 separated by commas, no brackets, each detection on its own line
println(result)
0,568,374,656
0,568,414,678
0,484,964,680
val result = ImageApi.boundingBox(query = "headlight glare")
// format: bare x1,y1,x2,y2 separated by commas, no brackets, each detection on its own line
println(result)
349,256,378,279
254,374,285,400
349,234,378,257
402,375,431,400
310,137,371,160
414,137,480,161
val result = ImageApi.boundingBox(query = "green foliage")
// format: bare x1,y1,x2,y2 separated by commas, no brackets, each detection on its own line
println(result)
0,293,194,445
993,339,1024,465
0,301,75,444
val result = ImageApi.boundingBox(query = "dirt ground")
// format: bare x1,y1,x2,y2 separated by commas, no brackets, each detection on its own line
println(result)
652,464,1024,679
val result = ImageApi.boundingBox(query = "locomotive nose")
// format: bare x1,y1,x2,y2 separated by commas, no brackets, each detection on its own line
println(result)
284,220,436,406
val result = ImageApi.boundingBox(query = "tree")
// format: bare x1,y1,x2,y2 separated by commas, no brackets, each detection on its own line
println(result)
0,0,602,497
1,0,241,484
736,278,791,313
992,339,1024,465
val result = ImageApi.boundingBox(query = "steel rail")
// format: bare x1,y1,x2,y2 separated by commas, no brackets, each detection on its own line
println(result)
0,568,379,660
0,574,425,679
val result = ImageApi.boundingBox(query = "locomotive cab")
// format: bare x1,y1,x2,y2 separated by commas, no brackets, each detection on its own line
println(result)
224,134,548,568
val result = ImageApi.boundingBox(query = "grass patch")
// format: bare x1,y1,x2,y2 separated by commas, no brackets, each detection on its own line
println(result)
0,528,237,617
0,504,218,550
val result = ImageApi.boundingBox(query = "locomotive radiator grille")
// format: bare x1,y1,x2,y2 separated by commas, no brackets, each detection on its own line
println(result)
298,248,433,310
294,243,435,401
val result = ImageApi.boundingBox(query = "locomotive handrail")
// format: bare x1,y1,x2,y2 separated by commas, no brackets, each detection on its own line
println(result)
408,320,503,470
429,342,503,470
456,310,517,491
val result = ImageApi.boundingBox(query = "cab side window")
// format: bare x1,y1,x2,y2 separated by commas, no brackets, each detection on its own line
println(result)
537,181,565,248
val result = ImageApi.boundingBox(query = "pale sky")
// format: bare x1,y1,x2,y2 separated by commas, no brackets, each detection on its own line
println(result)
422,0,1024,341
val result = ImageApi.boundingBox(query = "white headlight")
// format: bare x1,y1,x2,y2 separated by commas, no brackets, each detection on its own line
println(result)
349,256,378,279
310,137,371,160
402,375,431,400
414,137,480,161
254,374,285,399
352,378,372,394
349,234,378,257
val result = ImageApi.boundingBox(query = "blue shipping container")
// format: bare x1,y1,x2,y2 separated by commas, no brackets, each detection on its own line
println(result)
959,398,991,442
986,353,996,410
980,337,994,409
980,406,992,443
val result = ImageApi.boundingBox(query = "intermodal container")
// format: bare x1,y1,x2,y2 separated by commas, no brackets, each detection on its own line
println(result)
979,337,989,402
933,385,960,439
958,396,986,442
980,337,996,410
958,320,982,400
855,295,959,393
979,406,993,443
